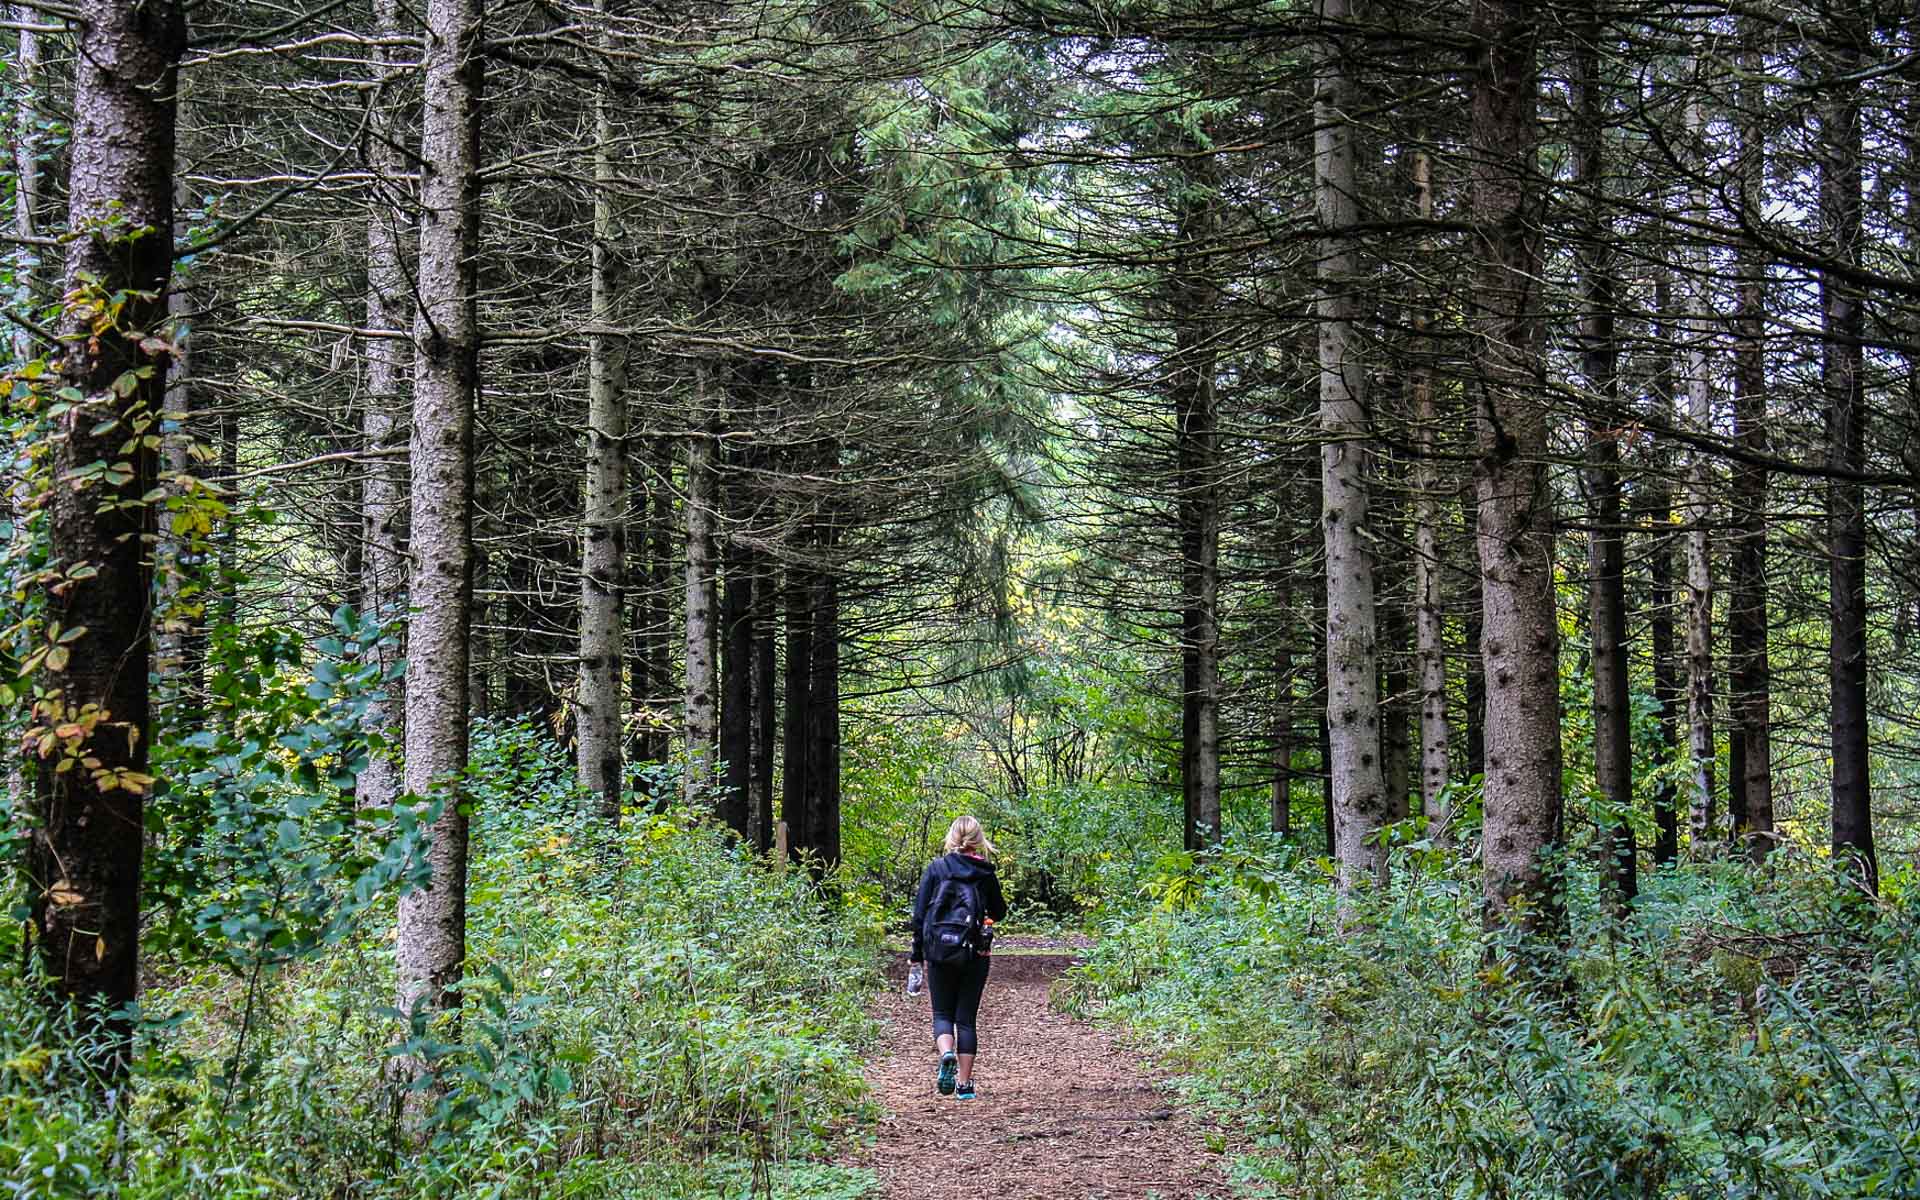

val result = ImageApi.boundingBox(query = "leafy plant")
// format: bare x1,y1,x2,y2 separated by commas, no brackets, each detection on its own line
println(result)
1068,843,1920,1200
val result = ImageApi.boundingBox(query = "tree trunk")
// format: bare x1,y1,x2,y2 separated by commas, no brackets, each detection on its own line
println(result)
808,562,841,870
1175,392,1221,852
358,0,411,813
1730,31,1773,862
720,518,754,839
155,189,203,712
466,453,492,721
397,0,483,1021
8,5,40,359
28,0,185,1070
1315,598,1334,860
216,408,240,642
1470,0,1563,935
1681,90,1718,858
1822,30,1875,894
1576,6,1635,915
1378,498,1413,825
782,557,814,863
632,440,676,785
1374,409,1412,824
684,376,720,803
576,52,627,821
1646,265,1681,867
6,5,41,814
1271,573,1294,838
1409,145,1452,840
1460,480,1487,780
1647,472,1682,869
151,64,199,718
1317,0,1387,895
1172,150,1222,854
752,569,777,852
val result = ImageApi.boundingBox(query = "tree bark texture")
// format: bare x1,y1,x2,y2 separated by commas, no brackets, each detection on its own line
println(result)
1469,0,1564,934
8,5,40,362
1730,34,1773,861
466,456,492,721
752,574,777,852
783,560,814,863
1171,152,1222,853
720,521,754,839
1409,145,1452,839
807,562,841,870
1822,35,1876,894
1648,472,1682,868
398,0,483,1019
1460,480,1487,781
1317,0,1388,894
632,441,677,785
29,0,184,1062
1271,572,1294,838
1378,496,1412,824
1645,265,1681,867
576,58,627,821
6,4,43,814
1314,579,1334,860
1576,10,1635,914
155,197,204,712
358,0,412,813
1681,90,1718,857
684,376,719,802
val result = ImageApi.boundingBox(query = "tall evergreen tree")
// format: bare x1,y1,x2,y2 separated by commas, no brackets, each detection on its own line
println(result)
1468,0,1563,936
29,0,186,1068
398,0,485,1021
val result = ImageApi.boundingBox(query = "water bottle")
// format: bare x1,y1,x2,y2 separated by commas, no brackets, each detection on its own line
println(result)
906,963,924,996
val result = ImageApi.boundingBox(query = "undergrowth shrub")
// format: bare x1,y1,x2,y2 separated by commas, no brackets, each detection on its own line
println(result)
0,720,881,1199
1063,838,1920,1200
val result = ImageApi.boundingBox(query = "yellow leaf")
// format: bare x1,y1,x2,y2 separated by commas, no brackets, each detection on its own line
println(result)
3,1047,49,1075
46,882,82,906
94,937,106,961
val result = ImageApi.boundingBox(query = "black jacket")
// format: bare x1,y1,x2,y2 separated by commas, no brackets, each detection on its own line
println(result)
909,852,1007,963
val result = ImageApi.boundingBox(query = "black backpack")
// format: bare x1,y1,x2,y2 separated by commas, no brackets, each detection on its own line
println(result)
921,866,983,965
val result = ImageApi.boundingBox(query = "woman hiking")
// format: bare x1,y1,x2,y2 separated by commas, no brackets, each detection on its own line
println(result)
908,816,1007,1100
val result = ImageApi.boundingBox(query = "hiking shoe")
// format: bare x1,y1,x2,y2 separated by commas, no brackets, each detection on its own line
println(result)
936,1052,957,1095
955,1081,976,1100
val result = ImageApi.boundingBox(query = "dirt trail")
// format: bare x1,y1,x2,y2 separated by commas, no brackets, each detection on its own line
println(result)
850,947,1237,1200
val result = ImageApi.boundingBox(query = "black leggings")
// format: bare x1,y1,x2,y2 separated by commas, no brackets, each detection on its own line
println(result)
927,956,992,1054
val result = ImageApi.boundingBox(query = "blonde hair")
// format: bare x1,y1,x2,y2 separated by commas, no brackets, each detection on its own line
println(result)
943,815,995,858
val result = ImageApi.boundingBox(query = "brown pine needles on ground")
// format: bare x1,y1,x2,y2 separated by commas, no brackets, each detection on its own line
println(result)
850,949,1238,1199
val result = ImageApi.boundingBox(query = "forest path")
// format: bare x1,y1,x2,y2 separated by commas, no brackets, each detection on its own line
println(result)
848,944,1239,1199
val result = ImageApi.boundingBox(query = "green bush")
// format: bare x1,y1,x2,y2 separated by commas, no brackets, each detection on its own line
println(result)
840,639,1183,925
0,720,881,1199
1064,842,1920,1200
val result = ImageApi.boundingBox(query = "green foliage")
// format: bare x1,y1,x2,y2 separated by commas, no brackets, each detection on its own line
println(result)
0,721,880,1198
841,627,1178,924
145,605,427,971
1065,845,1920,1200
